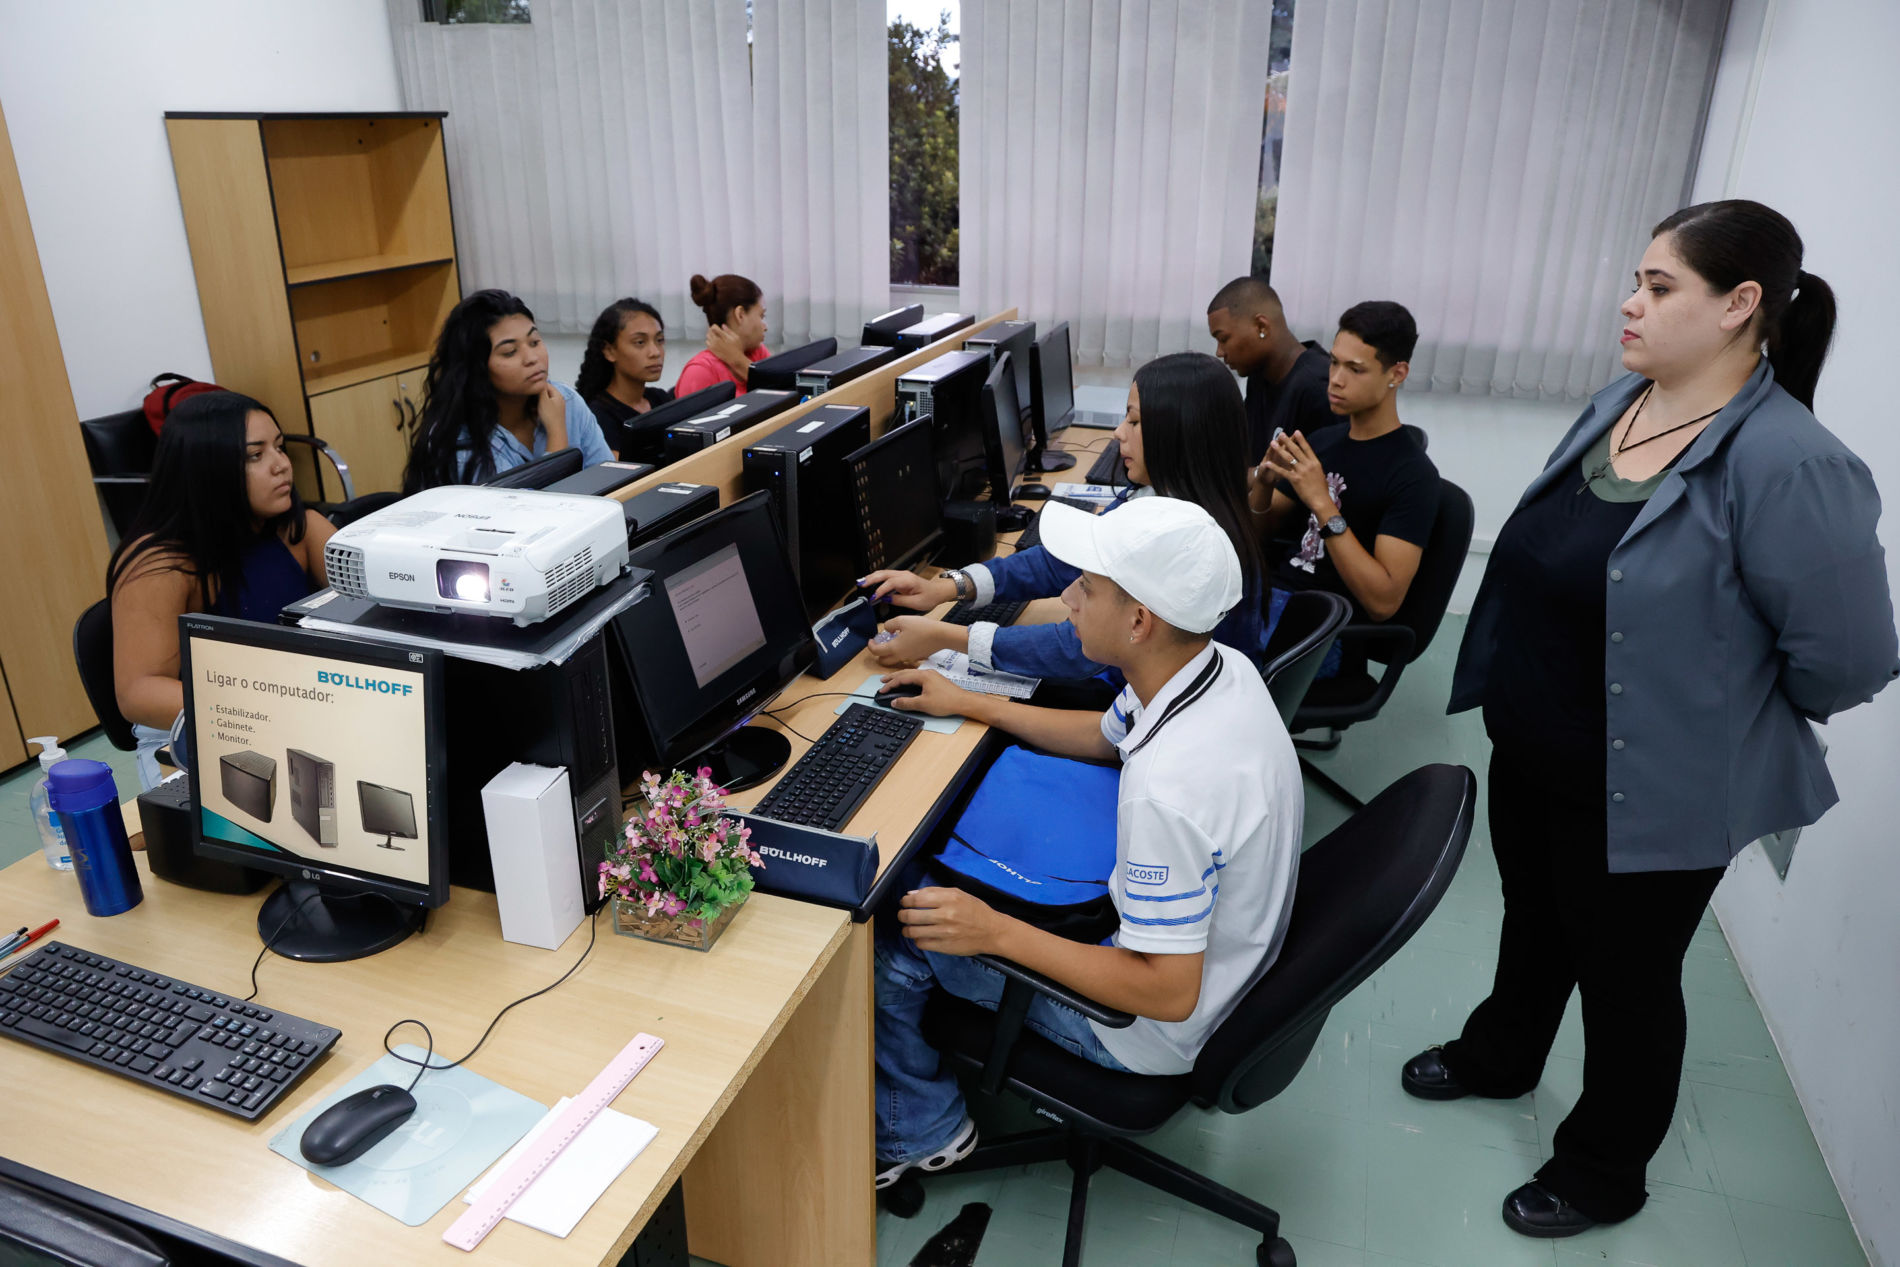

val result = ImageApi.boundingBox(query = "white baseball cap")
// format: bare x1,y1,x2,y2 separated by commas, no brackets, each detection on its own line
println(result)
1037,497,1243,634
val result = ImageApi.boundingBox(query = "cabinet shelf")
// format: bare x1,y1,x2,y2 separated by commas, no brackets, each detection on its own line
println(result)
285,253,454,288
303,351,432,395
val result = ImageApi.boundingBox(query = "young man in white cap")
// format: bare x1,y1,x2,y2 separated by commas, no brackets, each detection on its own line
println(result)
871,496,1302,1190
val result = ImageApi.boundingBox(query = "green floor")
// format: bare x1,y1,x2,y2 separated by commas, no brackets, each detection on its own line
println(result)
0,617,1867,1266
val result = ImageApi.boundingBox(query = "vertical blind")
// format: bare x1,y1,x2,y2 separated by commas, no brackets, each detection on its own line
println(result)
1272,0,1731,401
959,0,1274,368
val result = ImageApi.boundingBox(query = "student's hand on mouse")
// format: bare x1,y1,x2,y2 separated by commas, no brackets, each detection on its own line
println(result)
1263,430,1332,513
859,569,956,612
867,616,948,668
898,886,1007,956
879,668,971,717
540,382,569,450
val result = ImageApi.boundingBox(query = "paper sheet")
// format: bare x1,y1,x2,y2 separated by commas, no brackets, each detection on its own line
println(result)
463,1096,659,1238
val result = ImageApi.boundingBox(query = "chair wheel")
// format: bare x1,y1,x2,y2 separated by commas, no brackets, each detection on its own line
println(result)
1257,1237,1295,1267
880,1172,926,1219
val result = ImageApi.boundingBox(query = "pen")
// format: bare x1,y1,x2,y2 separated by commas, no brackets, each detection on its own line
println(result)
1,919,58,958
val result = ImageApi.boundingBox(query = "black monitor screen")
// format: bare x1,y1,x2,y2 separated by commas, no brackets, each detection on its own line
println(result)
613,492,815,770
983,353,1028,504
179,614,448,907
1036,322,1075,433
483,447,584,490
846,418,942,573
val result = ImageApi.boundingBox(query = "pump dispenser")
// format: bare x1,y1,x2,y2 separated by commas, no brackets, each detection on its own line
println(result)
27,737,73,871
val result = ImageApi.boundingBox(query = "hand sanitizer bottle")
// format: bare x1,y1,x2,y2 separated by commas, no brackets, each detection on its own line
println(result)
27,737,74,871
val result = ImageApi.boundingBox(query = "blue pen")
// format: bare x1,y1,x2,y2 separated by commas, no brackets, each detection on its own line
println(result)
0,930,26,957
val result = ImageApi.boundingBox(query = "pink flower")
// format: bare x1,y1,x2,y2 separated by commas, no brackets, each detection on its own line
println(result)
638,859,657,884
662,893,686,916
698,838,720,863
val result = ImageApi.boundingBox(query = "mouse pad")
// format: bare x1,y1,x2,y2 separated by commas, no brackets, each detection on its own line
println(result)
837,676,964,734
268,1044,547,1226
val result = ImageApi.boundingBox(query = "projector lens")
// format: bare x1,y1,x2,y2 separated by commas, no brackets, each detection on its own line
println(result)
436,560,490,603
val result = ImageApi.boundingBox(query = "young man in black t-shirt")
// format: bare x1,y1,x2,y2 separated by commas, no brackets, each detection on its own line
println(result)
1248,301,1441,675
1206,276,1341,462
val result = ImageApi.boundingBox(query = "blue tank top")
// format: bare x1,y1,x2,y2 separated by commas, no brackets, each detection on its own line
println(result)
214,537,315,622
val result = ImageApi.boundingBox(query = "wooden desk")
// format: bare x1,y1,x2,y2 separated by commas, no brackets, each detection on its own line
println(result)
0,845,871,1267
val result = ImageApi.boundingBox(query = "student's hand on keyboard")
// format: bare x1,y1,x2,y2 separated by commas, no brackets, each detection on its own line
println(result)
860,569,957,612
867,616,956,668
878,668,979,719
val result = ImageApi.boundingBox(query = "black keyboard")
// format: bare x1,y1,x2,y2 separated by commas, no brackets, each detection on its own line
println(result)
0,941,340,1121
942,598,1029,627
1013,509,1043,551
1085,441,1125,486
754,703,923,831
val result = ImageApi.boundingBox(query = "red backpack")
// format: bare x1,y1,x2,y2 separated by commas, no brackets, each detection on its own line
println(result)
142,372,226,434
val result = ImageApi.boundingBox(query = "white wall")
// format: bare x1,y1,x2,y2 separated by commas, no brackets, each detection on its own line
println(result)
1692,2,1900,1262
0,0,403,420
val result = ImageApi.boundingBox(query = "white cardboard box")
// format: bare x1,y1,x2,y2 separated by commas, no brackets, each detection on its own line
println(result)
480,763,585,950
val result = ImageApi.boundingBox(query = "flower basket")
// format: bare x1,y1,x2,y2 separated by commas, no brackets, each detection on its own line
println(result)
599,767,761,953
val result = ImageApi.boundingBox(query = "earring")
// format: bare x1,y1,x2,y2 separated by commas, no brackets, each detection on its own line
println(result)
1257,332,1266,339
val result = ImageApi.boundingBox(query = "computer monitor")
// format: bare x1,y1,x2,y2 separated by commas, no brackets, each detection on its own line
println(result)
616,382,738,465
607,491,816,791
741,405,873,621
179,614,448,962
747,337,840,393
862,304,924,348
845,417,942,575
964,321,1035,424
980,353,1035,533
1026,322,1079,474
483,446,584,490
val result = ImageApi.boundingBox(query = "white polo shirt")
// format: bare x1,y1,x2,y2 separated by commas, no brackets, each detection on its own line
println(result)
1090,641,1302,1076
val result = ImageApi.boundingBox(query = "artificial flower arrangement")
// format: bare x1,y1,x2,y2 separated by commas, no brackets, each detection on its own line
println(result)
598,767,763,951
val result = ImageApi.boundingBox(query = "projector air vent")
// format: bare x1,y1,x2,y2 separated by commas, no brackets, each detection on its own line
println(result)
543,546,596,616
326,543,369,597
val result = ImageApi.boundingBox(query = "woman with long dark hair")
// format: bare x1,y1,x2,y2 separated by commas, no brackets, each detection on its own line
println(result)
865,352,1269,679
108,392,334,786
577,297,671,458
674,273,771,396
402,289,614,491
1403,201,1897,1237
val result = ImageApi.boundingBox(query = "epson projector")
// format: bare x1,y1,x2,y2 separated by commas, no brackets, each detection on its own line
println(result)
324,487,630,626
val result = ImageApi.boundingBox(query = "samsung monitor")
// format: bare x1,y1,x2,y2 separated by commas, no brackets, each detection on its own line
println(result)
1026,321,1080,474
746,337,840,393
607,491,816,791
862,304,926,348
980,353,1035,532
483,446,584,490
614,382,738,465
845,417,942,575
180,614,448,962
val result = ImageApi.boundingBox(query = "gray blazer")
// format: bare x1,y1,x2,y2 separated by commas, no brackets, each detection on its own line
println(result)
1451,362,1899,872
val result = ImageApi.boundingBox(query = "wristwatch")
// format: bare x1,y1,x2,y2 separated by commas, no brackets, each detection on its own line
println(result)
1320,515,1348,538
945,569,973,601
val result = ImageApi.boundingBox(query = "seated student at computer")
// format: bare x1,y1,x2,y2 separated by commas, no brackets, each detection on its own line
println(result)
577,297,672,458
864,353,1267,681
1250,301,1441,672
1206,275,1339,460
402,289,615,490
674,273,771,396
108,392,333,788
869,498,1301,1187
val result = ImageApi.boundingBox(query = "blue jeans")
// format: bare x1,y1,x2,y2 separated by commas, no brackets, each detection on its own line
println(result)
1265,587,1344,679
874,932,1129,1162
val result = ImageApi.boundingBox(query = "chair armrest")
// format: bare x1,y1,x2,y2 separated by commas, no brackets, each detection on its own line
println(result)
974,954,1136,1028
91,475,150,486
282,434,356,502
1336,621,1416,665
969,954,1133,1096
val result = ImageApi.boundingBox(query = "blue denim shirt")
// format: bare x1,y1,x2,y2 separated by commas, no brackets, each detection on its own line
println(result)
453,381,615,480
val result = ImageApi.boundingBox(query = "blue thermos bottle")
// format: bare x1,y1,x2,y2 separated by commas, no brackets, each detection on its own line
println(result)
47,759,143,917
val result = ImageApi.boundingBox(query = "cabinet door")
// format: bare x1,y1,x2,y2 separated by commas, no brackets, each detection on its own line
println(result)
307,374,413,497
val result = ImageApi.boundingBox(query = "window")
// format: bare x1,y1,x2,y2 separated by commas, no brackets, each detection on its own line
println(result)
888,3,960,286
1251,1,1297,278
422,0,530,24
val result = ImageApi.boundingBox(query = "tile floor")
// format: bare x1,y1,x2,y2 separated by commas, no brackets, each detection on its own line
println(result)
0,617,1868,1267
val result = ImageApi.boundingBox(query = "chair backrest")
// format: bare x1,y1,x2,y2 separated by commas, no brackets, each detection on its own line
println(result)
1258,590,1352,727
79,409,157,539
1402,423,1429,452
73,598,137,752
0,1173,169,1267
1369,478,1473,667
1189,763,1475,1112
325,490,404,528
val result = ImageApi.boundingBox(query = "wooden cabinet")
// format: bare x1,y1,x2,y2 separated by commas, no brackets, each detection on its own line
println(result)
166,113,460,501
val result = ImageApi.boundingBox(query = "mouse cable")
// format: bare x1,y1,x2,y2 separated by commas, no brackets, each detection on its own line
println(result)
382,906,601,1093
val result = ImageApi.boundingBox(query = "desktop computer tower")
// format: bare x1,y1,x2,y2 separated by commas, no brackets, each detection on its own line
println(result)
662,390,799,462
894,312,973,351
218,750,277,823
792,346,899,396
963,321,1036,416
442,633,620,911
862,304,925,347
622,481,720,549
742,405,872,620
896,349,992,501
286,748,338,847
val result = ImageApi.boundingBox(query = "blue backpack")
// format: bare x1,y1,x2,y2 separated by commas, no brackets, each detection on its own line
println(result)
927,745,1122,942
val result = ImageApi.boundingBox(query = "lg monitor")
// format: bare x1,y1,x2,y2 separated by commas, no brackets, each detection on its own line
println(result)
483,446,584,491
895,349,991,502
179,614,447,963
741,405,873,621
616,382,737,465
980,353,1035,533
606,491,816,791
862,304,925,348
845,417,942,575
747,338,840,393
1026,322,1081,474
894,312,974,351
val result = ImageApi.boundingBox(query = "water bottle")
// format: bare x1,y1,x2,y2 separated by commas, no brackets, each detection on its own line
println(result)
26,736,73,871
47,759,143,917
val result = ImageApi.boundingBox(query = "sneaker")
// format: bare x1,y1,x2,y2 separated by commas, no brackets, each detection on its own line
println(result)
875,1114,979,1190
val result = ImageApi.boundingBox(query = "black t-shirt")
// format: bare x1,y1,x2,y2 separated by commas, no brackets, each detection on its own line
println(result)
1272,424,1441,614
587,387,673,459
1245,341,1337,462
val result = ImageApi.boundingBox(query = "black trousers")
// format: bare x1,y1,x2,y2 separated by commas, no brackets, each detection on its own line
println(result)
1441,748,1724,1223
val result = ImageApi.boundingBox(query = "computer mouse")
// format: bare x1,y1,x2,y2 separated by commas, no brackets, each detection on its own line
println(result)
874,682,924,707
299,1083,417,1166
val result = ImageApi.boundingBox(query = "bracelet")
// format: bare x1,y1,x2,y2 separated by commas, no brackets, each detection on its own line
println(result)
946,569,972,601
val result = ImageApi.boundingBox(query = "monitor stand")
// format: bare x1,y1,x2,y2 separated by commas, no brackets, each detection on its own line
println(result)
696,725,792,793
1028,448,1077,473
259,879,426,963
375,836,409,850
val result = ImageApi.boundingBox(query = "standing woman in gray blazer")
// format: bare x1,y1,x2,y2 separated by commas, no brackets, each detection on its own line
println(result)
1400,200,1899,1238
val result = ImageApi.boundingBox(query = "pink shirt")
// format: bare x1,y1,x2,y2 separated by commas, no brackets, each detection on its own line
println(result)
675,344,770,397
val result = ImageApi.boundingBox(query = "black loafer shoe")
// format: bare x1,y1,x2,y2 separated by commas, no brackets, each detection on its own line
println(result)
1400,1045,1468,1101
1501,1182,1598,1238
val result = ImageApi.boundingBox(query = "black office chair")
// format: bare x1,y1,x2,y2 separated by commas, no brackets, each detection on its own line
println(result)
1292,479,1474,809
0,1173,169,1266
73,598,137,752
908,763,1477,1267
324,489,404,528
1258,590,1352,728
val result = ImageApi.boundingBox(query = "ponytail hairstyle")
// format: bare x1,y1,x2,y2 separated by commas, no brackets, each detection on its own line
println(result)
1129,352,1268,592
1651,200,1837,410
404,289,536,492
576,297,664,402
688,273,762,329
